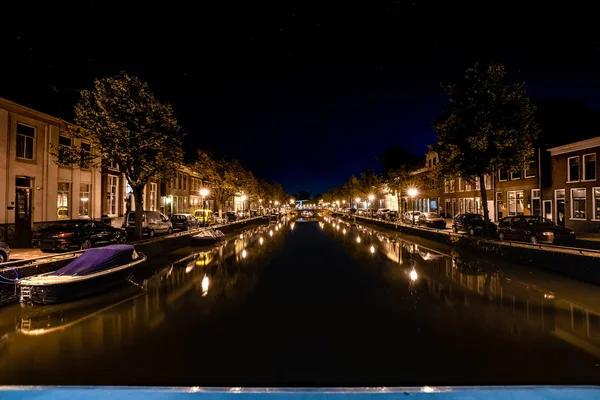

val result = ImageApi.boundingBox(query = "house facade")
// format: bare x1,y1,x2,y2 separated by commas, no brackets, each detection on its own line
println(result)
548,137,600,232
0,98,103,241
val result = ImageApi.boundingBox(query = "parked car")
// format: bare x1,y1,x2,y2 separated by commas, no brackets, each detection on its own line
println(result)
125,211,172,238
0,241,10,263
417,212,446,229
402,211,422,224
386,211,399,221
171,214,200,231
193,209,214,226
32,220,127,252
375,208,391,219
225,211,237,222
452,213,496,236
497,215,576,244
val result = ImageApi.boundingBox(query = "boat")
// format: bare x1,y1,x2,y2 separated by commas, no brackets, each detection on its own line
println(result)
18,244,146,305
191,228,224,244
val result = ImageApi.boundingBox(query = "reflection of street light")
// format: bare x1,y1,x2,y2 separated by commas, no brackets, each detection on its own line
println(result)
410,269,418,281
408,188,418,225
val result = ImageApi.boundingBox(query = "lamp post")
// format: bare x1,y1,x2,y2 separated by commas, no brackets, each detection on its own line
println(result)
200,188,209,211
408,188,418,225
368,194,375,217
241,194,247,218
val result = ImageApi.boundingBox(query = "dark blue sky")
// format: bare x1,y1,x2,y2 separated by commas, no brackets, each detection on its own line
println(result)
1,3,599,196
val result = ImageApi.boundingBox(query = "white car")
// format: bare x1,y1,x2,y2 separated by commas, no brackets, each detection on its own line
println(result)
403,211,421,224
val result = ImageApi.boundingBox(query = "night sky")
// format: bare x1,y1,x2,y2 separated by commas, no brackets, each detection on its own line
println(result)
1,3,599,195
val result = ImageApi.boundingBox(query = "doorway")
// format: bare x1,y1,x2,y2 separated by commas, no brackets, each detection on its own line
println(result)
15,176,32,237
543,200,552,222
555,189,565,227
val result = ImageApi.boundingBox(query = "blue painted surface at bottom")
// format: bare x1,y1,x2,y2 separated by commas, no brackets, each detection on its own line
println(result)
0,387,599,400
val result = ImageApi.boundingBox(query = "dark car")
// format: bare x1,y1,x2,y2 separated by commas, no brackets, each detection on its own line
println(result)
171,214,199,231
417,212,447,229
497,215,576,244
32,220,127,252
386,211,399,221
452,213,496,236
226,211,237,222
0,241,10,263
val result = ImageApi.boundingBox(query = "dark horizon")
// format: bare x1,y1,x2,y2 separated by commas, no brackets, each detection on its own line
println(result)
1,4,599,195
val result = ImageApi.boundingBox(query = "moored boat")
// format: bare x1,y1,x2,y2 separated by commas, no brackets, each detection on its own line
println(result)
191,228,224,245
18,244,146,305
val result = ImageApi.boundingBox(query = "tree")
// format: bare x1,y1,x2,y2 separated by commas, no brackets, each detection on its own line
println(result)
53,72,183,239
433,62,540,235
194,151,249,218
376,144,421,176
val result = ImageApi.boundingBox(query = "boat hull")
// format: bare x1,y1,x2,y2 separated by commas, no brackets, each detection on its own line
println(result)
20,260,141,305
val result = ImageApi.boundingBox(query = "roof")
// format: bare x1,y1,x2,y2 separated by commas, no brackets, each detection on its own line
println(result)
548,137,600,156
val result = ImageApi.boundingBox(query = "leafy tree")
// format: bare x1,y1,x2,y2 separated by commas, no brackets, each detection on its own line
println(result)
194,151,250,218
52,72,183,239
433,62,540,235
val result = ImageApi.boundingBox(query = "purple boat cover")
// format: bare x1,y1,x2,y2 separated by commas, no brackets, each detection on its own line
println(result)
50,245,136,276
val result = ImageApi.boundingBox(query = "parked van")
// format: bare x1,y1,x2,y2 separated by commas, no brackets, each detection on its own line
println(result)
125,211,173,238
193,209,214,226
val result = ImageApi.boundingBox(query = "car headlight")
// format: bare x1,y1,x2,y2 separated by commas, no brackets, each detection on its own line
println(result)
569,231,575,234
541,232,553,236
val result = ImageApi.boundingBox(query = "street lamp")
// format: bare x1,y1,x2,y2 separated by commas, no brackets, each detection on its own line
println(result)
408,188,418,225
200,188,209,210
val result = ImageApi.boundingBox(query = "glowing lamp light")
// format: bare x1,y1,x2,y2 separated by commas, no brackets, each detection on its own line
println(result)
200,188,209,197
368,194,375,201
355,197,361,204
410,269,418,281
242,249,247,259
269,230,273,237
408,188,418,198
356,236,361,243
201,274,209,296
239,234,243,239
259,237,264,245
275,226,279,231
370,245,375,254
241,195,247,201
342,228,346,234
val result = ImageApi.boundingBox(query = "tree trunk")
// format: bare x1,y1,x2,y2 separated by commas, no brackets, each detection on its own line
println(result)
396,189,400,214
133,185,145,240
216,198,223,218
479,175,491,237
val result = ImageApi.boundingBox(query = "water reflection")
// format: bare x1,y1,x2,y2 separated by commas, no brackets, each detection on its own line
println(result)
323,217,600,361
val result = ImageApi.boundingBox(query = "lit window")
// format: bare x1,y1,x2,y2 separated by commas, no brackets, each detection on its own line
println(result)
475,176,480,190
57,182,70,219
571,188,586,219
594,188,600,220
16,123,35,160
484,175,492,190
583,154,596,181
79,183,91,217
107,175,118,215
568,156,580,182
444,179,448,193
450,179,455,192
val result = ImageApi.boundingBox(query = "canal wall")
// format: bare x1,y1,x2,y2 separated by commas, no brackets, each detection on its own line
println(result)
337,214,600,286
0,217,267,306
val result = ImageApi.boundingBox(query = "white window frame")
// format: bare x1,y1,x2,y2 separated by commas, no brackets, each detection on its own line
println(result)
465,180,471,191
507,191,517,216
475,176,480,190
583,153,597,182
531,189,541,216
567,156,580,183
524,160,536,178
593,187,600,221
543,200,552,222
458,178,464,192
79,183,91,217
450,179,455,193
57,181,71,219
16,122,36,160
570,187,587,221
484,175,492,190
107,175,118,216
150,182,157,211
498,169,507,182
510,169,521,180
79,141,91,169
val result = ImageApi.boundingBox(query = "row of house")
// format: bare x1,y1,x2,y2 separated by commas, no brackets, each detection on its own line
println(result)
382,100,600,233
0,97,246,242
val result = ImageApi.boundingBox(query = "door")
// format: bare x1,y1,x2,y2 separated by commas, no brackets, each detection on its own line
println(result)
543,200,552,222
15,182,32,238
452,199,457,218
555,189,566,227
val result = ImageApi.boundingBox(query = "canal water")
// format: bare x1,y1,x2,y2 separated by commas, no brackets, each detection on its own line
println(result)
0,217,599,386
